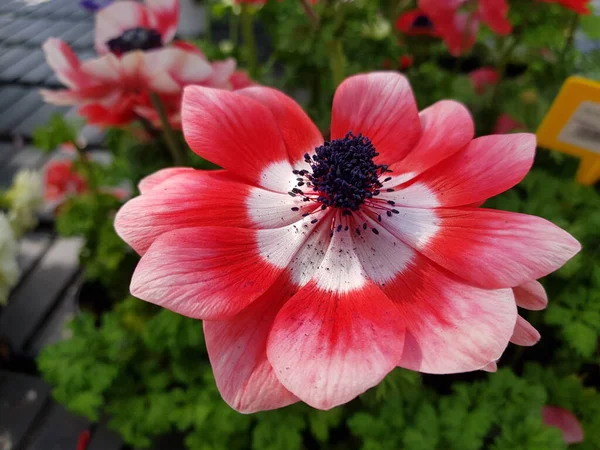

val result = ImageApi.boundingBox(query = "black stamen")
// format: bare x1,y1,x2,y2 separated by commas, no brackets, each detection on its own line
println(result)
413,14,434,29
107,27,162,55
303,132,388,211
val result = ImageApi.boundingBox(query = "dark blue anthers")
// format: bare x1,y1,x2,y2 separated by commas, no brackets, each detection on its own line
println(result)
303,132,390,211
107,27,162,55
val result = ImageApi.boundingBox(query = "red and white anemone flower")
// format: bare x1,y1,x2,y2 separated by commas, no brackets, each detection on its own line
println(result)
41,0,250,128
94,0,180,56
419,0,512,55
115,72,580,412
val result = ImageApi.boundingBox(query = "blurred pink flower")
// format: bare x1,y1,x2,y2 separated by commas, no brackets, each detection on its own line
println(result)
493,114,526,134
95,0,179,55
542,406,585,444
469,67,499,94
115,72,580,412
41,0,251,128
44,159,88,203
419,0,512,55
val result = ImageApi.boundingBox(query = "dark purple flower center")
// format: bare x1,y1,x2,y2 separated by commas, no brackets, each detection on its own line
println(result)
107,27,162,55
412,15,434,29
290,132,391,212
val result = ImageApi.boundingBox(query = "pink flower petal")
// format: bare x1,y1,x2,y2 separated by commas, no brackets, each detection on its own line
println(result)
542,406,585,444
381,252,516,373
388,207,580,289
146,0,179,44
389,100,474,184
478,0,512,35
204,275,299,413
510,315,540,346
387,133,536,208
238,87,324,166
331,72,421,166
115,170,304,255
204,59,237,89
142,48,213,91
513,280,548,311
137,167,196,193
130,226,287,320
95,1,154,55
482,361,498,372
268,280,404,410
42,38,87,89
440,12,479,56
182,86,291,189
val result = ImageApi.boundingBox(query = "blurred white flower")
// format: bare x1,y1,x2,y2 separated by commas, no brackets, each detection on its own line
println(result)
6,169,44,236
362,15,392,40
0,213,20,305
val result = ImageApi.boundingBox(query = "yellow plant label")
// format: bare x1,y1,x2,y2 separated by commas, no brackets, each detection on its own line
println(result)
537,76,600,186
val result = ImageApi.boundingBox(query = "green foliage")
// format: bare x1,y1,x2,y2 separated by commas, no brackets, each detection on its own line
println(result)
32,114,82,152
55,192,135,299
350,369,568,450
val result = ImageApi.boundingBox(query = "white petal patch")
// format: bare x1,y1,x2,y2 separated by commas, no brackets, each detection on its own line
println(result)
379,206,440,250
256,211,329,266
379,181,441,208
259,160,300,193
351,215,415,284
312,223,368,293
246,187,318,228
287,220,333,286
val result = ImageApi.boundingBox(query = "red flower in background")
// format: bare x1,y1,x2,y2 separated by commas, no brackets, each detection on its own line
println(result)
94,0,180,56
395,9,439,36
115,72,579,412
542,406,585,444
540,0,590,14
41,0,251,128
469,67,499,94
44,159,88,203
493,114,526,134
419,0,512,55
399,54,414,70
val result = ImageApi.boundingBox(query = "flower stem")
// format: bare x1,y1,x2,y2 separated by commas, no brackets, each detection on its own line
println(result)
150,92,186,166
72,140,99,195
327,39,346,89
560,12,579,66
240,4,258,78
299,0,318,28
